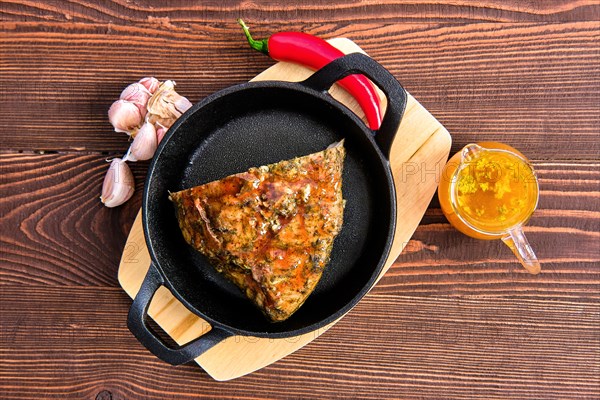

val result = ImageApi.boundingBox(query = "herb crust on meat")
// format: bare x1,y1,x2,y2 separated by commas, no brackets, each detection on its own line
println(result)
169,142,345,322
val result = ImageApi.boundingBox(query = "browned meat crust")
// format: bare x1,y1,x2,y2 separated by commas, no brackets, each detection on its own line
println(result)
169,142,345,322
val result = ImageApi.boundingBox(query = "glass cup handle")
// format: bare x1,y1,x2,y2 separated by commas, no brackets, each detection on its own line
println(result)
501,227,541,275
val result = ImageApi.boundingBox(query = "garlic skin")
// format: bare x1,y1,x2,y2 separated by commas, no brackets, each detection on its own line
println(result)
156,123,167,144
146,80,193,128
120,83,151,118
139,77,160,94
108,100,143,134
125,121,158,162
100,158,135,208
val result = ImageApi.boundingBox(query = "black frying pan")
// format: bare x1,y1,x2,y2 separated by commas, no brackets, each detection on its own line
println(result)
128,53,407,365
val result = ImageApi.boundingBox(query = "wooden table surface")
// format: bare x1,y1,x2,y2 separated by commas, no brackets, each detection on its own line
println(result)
1,1,599,399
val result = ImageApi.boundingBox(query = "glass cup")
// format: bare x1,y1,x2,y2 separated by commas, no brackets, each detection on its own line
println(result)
438,142,541,274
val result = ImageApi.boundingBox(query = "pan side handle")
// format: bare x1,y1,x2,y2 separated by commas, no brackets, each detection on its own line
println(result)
127,263,233,365
301,53,407,159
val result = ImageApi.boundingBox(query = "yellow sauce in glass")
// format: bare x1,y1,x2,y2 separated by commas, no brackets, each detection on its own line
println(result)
439,142,539,240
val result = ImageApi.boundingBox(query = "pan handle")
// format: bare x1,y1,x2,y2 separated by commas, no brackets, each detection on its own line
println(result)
127,263,234,365
301,53,407,159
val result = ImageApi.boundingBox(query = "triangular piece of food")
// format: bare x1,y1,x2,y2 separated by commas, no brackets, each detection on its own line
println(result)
169,142,345,322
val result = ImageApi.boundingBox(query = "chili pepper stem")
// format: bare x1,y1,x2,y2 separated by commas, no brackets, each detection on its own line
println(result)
238,19,269,55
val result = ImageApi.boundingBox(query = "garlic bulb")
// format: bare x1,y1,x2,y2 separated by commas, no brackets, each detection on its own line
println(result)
108,100,143,134
139,77,160,94
124,121,158,162
120,83,151,118
102,77,194,208
100,158,135,208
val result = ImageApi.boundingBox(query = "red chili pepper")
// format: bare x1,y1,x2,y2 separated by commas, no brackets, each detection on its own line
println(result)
238,19,382,130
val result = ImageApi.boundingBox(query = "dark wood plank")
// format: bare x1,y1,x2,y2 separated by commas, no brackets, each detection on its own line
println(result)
1,2,599,397
1,0,598,23
1,153,598,295
0,286,598,400
1,21,598,158
0,153,143,286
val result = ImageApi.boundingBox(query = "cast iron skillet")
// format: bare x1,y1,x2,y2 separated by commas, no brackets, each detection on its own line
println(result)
128,53,407,365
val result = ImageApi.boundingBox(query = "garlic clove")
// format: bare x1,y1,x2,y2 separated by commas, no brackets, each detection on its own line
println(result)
139,77,160,94
119,83,151,118
174,96,193,114
120,82,151,102
122,146,137,163
127,121,157,161
100,158,135,208
108,100,143,135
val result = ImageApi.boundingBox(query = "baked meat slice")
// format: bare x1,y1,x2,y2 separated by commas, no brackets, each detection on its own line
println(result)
169,142,345,322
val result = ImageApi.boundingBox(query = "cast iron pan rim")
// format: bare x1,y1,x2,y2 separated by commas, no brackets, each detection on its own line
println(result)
141,79,396,337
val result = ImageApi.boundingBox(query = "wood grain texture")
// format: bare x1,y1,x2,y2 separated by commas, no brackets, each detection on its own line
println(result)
1,1,599,23
1,20,598,157
0,153,143,286
1,153,597,293
1,286,598,399
1,0,599,397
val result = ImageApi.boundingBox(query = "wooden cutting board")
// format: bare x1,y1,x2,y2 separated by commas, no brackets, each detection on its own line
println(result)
118,38,451,381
